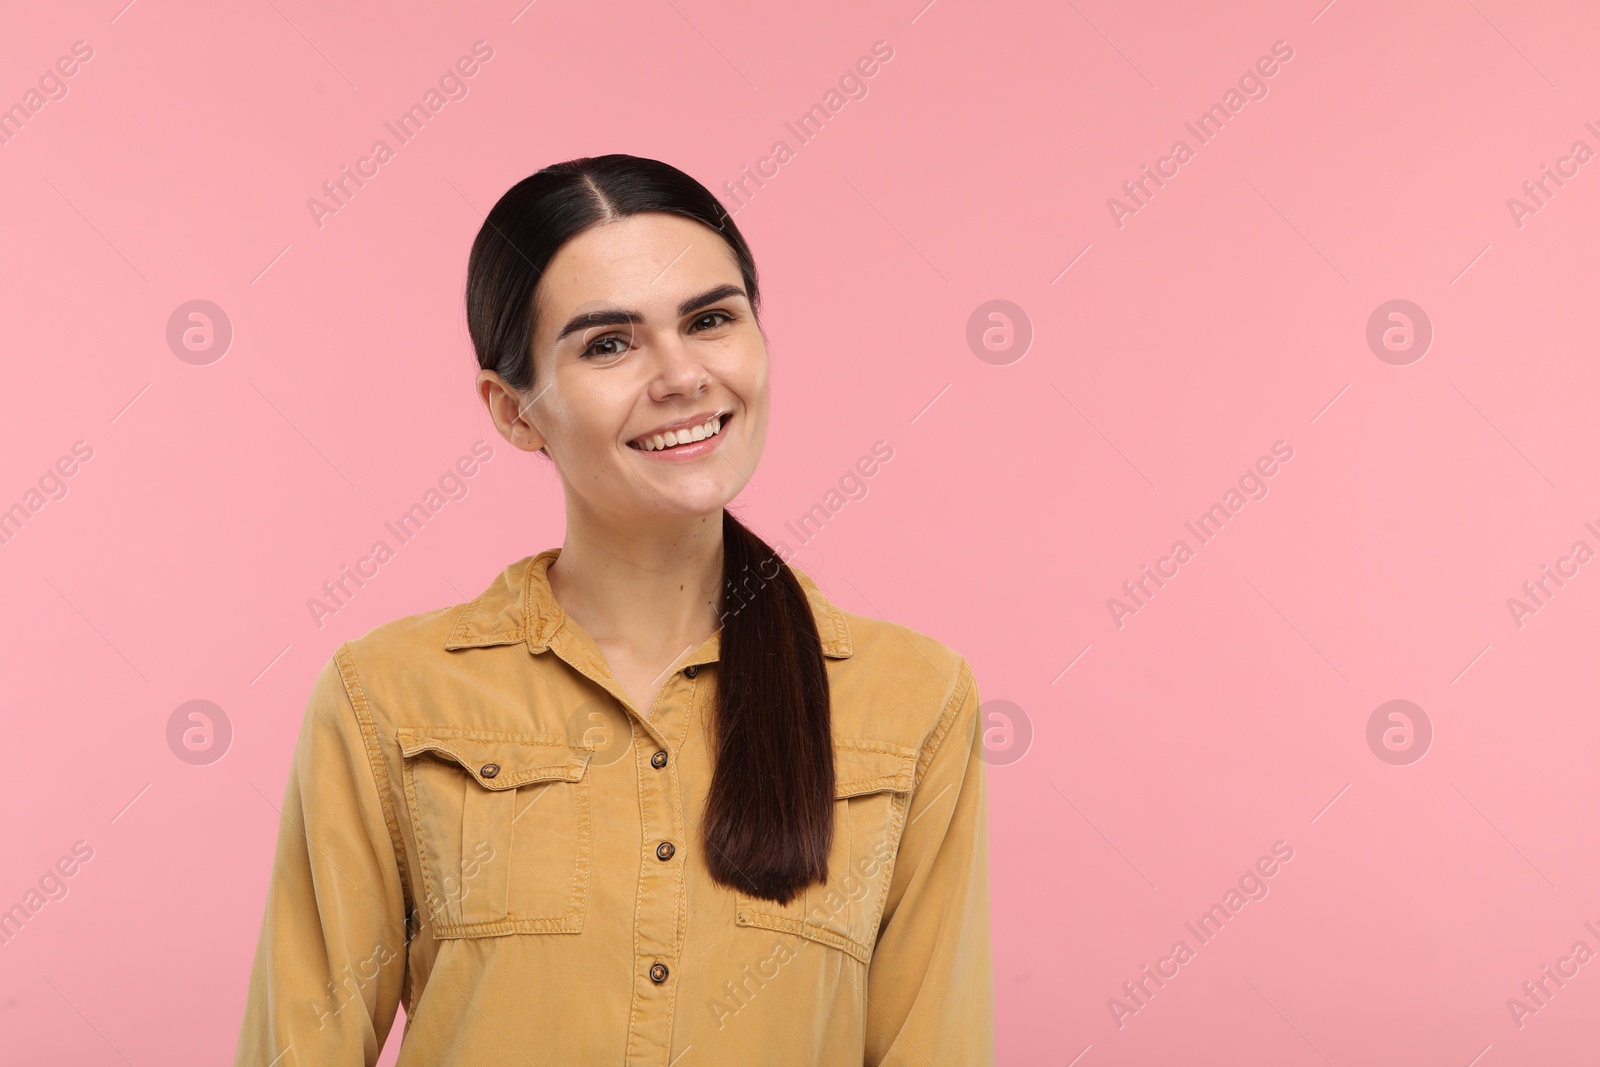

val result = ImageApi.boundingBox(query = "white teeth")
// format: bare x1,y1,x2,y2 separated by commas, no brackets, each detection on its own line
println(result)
635,415,723,451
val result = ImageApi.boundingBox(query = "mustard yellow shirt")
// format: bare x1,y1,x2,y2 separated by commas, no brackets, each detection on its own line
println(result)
234,548,995,1065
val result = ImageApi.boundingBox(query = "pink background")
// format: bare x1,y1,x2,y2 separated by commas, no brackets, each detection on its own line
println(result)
2,0,1598,1063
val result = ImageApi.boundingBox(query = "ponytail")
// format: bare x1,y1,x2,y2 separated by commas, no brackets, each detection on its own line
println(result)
701,509,834,903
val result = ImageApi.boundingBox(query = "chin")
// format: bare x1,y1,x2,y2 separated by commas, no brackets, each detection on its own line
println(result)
612,482,732,520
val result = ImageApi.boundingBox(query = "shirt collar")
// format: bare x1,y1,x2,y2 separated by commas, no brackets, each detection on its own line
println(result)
444,547,855,660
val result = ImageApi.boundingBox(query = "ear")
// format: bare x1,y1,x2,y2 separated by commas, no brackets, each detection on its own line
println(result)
477,370,549,455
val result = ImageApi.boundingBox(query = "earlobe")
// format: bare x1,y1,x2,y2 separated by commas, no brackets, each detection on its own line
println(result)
517,422,551,458
515,425,549,456
483,378,544,456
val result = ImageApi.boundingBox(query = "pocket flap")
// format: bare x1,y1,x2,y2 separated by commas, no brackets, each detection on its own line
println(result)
833,740,918,798
396,727,592,790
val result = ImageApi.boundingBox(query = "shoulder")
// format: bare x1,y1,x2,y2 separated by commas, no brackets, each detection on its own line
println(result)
317,599,484,733
341,602,466,671
827,606,976,757
787,561,975,755
330,554,540,698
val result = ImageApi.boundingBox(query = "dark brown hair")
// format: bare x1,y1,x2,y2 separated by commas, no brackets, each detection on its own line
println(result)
463,154,834,905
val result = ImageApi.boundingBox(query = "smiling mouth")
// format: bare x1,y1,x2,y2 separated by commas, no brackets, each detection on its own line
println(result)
628,411,731,451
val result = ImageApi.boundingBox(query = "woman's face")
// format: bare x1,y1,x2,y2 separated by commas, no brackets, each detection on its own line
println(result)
501,211,770,525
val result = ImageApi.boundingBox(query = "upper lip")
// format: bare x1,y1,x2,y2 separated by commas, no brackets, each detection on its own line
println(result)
629,409,729,444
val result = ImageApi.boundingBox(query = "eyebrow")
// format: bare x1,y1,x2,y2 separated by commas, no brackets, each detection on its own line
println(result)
553,284,748,342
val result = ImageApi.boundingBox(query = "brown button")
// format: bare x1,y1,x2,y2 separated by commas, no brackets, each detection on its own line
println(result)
651,750,668,768
649,962,669,983
684,664,698,678
656,841,674,861
480,763,500,779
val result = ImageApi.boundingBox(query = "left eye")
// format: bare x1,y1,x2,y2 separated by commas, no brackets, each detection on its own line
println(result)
692,311,733,331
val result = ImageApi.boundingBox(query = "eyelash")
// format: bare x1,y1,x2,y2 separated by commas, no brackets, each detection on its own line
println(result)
580,311,735,359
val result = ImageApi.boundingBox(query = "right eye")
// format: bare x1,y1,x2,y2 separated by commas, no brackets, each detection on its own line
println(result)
581,333,630,360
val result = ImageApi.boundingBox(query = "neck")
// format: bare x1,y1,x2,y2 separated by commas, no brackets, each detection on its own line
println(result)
547,507,725,666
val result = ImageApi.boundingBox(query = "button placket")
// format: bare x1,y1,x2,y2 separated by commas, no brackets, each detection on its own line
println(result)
623,667,697,1061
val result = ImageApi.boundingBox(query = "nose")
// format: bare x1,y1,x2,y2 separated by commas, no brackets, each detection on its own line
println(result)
646,330,711,401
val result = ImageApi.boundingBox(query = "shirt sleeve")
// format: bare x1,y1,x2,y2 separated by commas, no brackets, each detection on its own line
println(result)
234,646,411,1067
866,658,996,1066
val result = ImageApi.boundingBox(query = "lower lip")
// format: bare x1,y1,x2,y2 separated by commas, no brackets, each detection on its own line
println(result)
629,416,732,462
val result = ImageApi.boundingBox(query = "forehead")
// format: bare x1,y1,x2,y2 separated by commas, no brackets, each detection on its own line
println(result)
537,212,742,320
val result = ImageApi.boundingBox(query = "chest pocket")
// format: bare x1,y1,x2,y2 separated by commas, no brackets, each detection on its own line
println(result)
397,727,594,939
734,739,919,963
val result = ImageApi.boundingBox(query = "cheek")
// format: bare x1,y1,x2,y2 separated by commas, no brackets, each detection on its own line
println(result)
550,378,630,450
738,350,771,416
742,384,769,442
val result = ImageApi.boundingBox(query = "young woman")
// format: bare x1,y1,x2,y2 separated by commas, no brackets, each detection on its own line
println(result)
234,154,994,1066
